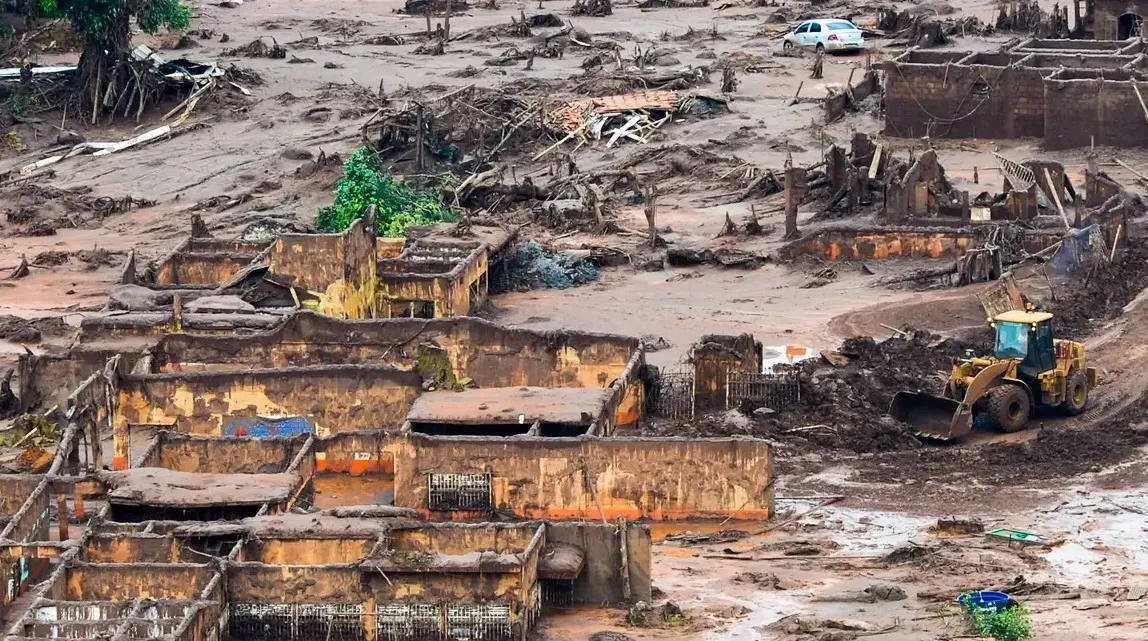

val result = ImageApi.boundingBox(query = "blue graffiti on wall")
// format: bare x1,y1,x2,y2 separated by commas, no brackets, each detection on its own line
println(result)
224,416,315,437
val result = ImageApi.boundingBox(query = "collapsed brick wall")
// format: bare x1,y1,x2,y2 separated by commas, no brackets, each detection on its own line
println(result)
884,60,1046,139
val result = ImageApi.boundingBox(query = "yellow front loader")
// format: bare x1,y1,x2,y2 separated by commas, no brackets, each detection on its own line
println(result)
890,311,1097,440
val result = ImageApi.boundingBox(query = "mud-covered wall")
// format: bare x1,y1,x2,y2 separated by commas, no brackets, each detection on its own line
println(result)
225,564,525,607
268,219,377,320
780,227,976,260
227,564,368,602
825,69,880,123
317,431,395,474
113,366,421,469
152,433,304,473
0,475,40,518
390,434,773,520
546,522,652,605
83,535,185,563
17,348,137,414
389,524,539,556
377,248,488,318
65,563,215,600
154,312,640,392
0,475,51,617
155,253,257,286
244,538,375,565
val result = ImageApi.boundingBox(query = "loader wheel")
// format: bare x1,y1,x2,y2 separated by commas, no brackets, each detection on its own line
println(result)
1062,370,1088,416
986,385,1030,433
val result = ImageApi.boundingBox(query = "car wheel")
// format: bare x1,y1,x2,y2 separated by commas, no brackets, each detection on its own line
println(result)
783,40,793,52
815,43,825,54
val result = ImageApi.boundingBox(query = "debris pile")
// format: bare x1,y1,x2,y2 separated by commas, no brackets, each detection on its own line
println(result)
364,83,549,173
1050,237,1148,338
571,0,612,17
996,0,1071,37
541,90,727,157
759,329,990,453
504,240,600,290
1,184,155,237
224,37,287,58
877,7,991,47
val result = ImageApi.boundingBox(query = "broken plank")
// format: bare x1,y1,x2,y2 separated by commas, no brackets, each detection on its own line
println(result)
868,144,882,179
1127,584,1147,601
92,125,173,157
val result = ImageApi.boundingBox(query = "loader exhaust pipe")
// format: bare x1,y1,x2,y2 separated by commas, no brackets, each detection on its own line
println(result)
889,391,974,440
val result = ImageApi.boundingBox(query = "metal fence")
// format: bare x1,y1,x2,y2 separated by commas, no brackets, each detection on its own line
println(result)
650,366,695,420
428,473,492,511
726,370,801,411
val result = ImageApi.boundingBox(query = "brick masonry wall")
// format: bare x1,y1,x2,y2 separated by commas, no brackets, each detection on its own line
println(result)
1096,0,1148,39
1044,76,1148,149
884,63,1045,139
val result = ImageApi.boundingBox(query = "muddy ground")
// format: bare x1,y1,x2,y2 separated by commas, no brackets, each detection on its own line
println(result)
4,0,1148,639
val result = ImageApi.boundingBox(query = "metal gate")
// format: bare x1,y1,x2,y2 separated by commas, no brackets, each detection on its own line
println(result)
651,365,695,419
726,371,800,411
428,473,492,511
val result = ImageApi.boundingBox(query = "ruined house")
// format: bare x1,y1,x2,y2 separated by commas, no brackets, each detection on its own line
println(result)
884,38,1148,148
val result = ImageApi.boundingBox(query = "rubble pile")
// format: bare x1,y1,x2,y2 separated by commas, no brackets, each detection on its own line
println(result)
1050,237,1148,338
504,240,600,290
877,6,991,47
1,184,155,237
366,83,550,173
759,329,990,453
996,0,1071,38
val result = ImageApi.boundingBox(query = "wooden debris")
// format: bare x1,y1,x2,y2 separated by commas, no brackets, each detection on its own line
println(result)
9,254,29,279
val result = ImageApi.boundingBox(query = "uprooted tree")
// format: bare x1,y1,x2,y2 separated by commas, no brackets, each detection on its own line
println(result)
40,0,191,122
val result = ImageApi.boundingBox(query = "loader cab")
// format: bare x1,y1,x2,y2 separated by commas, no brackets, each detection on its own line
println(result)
992,311,1056,378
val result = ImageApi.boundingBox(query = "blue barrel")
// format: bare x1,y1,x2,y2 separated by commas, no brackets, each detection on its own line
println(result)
959,591,1011,613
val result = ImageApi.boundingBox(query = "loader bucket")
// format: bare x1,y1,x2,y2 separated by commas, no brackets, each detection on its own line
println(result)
889,391,974,440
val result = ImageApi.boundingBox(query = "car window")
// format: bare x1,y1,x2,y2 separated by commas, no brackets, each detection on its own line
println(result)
827,21,856,30
809,23,822,33
795,23,809,34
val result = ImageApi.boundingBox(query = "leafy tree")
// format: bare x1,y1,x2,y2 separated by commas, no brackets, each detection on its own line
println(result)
40,0,191,121
316,147,457,238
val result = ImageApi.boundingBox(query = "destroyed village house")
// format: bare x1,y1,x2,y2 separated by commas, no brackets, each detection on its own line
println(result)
1,427,650,641
14,311,774,523
107,216,515,336
883,38,1148,148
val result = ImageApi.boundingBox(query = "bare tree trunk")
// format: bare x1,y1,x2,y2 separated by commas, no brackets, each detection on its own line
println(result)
77,12,132,124
644,184,659,248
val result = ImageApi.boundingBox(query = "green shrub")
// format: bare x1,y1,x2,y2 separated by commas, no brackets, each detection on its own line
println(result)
315,147,456,238
970,605,1033,641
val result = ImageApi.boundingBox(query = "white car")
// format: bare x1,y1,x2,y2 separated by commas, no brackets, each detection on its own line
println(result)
782,19,865,53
